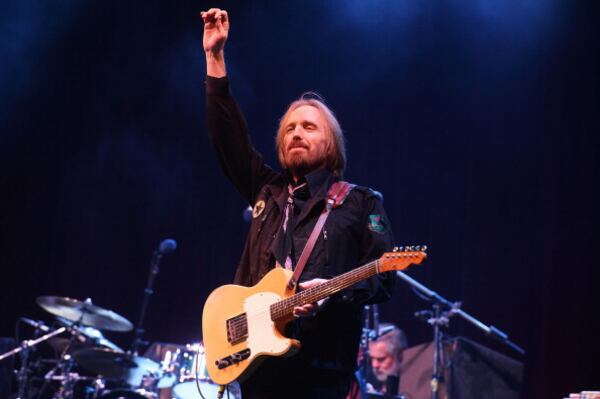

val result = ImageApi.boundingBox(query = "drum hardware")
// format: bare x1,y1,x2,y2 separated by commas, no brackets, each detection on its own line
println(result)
37,296,134,398
395,269,525,399
55,317,124,353
5,293,241,399
2,296,137,399
72,347,162,389
356,305,400,399
44,318,96,399
167,343,241,399
0,323,68,399
36,296,134,332
140,341,241,399
97,388,154,399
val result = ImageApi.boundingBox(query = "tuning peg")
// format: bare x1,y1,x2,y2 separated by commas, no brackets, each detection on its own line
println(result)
393,245,429,253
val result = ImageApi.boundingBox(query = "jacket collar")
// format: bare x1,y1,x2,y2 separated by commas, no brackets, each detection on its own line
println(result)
295,170,338,227
266,169,338,221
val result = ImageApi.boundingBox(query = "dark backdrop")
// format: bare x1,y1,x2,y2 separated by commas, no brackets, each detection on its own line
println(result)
1,1,598,397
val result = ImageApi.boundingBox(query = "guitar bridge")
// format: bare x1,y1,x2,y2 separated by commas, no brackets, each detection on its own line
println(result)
226,313,248,344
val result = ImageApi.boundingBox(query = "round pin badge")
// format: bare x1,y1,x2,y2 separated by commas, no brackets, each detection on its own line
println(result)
252,200,266,218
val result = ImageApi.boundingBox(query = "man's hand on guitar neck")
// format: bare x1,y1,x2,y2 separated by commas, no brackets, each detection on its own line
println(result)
292,278,329,317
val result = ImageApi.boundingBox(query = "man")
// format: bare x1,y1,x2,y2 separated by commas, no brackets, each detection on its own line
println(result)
367,325,408,396
202,8,396,399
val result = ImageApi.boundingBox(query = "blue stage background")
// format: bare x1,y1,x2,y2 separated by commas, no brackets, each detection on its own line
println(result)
1,1,598,397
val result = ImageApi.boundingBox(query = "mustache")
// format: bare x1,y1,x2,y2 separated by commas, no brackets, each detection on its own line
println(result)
287,141,309,151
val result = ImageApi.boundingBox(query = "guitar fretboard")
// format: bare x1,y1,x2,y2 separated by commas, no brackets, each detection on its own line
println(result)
269,259,380,320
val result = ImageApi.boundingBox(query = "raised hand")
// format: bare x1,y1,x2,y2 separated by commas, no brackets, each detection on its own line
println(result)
200,8,229,55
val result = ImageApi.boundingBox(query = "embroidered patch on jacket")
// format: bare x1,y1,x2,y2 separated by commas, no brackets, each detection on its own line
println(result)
252,200,266,219
368,214,388,234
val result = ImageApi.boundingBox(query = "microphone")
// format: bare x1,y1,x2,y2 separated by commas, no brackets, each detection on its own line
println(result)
158,238,177,254
20,317,50,332
370,189,384,203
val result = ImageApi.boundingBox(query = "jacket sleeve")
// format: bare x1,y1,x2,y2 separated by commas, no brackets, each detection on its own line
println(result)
205,76,278,204
340,189,396,306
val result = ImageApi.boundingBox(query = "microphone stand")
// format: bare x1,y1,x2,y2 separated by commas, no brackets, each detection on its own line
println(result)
395,271,525,399
130,249,163,355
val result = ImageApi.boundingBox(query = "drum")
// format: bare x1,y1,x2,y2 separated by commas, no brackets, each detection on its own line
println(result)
99,388,154,399
174,381,241,399
167,343,241,399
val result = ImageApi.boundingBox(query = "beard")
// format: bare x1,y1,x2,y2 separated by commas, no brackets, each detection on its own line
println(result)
286,154,316,177
284,147,326,178
373,368,388,382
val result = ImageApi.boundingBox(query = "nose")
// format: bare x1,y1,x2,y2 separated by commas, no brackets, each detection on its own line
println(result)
291,125,305,138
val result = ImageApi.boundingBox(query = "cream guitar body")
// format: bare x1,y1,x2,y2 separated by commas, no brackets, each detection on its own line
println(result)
202,267,297,385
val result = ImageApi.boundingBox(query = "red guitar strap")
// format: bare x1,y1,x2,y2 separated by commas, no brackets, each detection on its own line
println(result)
287,181,355,290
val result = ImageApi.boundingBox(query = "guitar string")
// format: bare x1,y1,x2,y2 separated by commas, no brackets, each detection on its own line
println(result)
227,257,417,333
226,258,388,334
226,255,419,335
225,262,380,337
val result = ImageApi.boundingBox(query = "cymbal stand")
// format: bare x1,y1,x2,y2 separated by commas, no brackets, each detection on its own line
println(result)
0,326,67,399
356,305,373,399
396,270,525,399
16,344,30,399
357,304,387,399
45,305,92,399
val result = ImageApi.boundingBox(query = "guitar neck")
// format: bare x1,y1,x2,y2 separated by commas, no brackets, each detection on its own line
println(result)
270,259,380,320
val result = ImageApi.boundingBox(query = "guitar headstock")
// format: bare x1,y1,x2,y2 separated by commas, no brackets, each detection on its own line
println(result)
378,245,427,273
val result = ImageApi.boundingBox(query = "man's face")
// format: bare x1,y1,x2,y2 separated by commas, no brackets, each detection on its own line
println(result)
281,105,329,179
369,340,401,382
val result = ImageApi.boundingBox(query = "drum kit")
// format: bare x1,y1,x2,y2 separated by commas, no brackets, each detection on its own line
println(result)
0,296,240,399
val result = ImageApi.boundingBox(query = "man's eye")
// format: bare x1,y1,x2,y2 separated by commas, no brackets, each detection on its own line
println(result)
303,123,315,130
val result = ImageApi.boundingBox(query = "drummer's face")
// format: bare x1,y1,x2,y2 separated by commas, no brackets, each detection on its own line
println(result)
369,341,401,382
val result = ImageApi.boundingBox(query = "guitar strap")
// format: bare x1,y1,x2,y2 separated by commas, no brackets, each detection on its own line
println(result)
287,180,355,290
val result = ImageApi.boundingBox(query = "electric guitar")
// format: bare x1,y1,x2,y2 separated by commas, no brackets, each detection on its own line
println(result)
202,246,427,385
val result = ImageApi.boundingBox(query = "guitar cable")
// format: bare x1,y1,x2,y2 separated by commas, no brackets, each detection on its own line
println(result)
194,344,206,399
193,343,232,399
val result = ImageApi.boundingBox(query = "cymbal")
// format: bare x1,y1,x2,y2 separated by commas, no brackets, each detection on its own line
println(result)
363,324,396,339
36,296,133,332
55,317,124,352
73,348,160,381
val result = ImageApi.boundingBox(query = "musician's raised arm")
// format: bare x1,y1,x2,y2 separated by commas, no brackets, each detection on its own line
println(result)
201,8,228,78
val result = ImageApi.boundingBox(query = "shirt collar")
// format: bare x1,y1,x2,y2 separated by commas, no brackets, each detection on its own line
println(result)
283,168,331,198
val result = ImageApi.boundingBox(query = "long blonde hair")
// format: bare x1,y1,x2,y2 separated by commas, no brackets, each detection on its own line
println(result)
276,93,346,177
